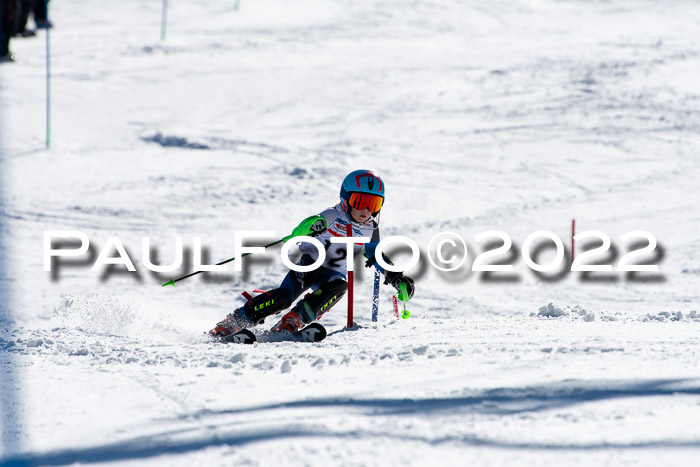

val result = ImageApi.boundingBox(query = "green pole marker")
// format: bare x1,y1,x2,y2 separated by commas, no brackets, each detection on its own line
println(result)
234,0,241,10
161,215,327,287
398,282,410,319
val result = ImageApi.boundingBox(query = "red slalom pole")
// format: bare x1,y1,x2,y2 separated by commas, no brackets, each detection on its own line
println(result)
346,223,354,328
571,219,576,263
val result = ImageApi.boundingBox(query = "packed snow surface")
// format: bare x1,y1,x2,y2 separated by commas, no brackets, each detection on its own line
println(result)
1,0,700,465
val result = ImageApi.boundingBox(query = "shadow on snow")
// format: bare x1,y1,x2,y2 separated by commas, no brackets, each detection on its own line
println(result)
2,378,700,466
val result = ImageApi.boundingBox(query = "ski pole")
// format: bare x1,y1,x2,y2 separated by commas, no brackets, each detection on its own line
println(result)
161,238,282,286
162,215,327,286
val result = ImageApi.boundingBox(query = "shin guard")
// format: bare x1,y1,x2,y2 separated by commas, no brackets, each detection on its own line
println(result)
293,279,348,323
242,288,293,325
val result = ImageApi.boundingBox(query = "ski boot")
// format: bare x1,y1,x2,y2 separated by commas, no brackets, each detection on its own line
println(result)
271,311,304,334
209,309,250,337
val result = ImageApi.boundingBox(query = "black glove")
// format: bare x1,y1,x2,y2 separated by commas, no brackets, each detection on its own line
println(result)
384,270,415,300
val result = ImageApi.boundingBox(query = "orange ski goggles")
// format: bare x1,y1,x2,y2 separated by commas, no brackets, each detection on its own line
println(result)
348,192,384,213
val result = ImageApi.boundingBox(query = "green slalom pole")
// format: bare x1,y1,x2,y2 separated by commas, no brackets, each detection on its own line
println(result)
397,282,411,319
161,215,327,287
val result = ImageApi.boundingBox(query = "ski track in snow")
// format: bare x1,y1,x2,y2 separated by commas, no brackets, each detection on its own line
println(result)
2,0,700,465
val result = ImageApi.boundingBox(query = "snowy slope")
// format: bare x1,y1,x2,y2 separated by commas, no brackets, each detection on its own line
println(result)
1,0,700,465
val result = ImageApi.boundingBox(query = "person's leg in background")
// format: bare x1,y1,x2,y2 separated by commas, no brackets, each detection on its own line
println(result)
1,0,17,61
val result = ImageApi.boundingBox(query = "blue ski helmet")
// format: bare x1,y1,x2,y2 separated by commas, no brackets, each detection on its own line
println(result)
340,170,385,214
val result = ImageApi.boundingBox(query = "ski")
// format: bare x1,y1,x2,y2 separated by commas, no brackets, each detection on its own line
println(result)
219,328,257,344
291,322,327,342
214,323,327,344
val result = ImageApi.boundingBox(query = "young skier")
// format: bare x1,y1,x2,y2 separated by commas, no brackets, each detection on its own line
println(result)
210,169,415,337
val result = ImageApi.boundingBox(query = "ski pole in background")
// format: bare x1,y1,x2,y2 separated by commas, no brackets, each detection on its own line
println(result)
346,223,354,328
45,0,50,148
397,282,411,319
371,269,380,322
161,0,168,40
161,215,327,286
